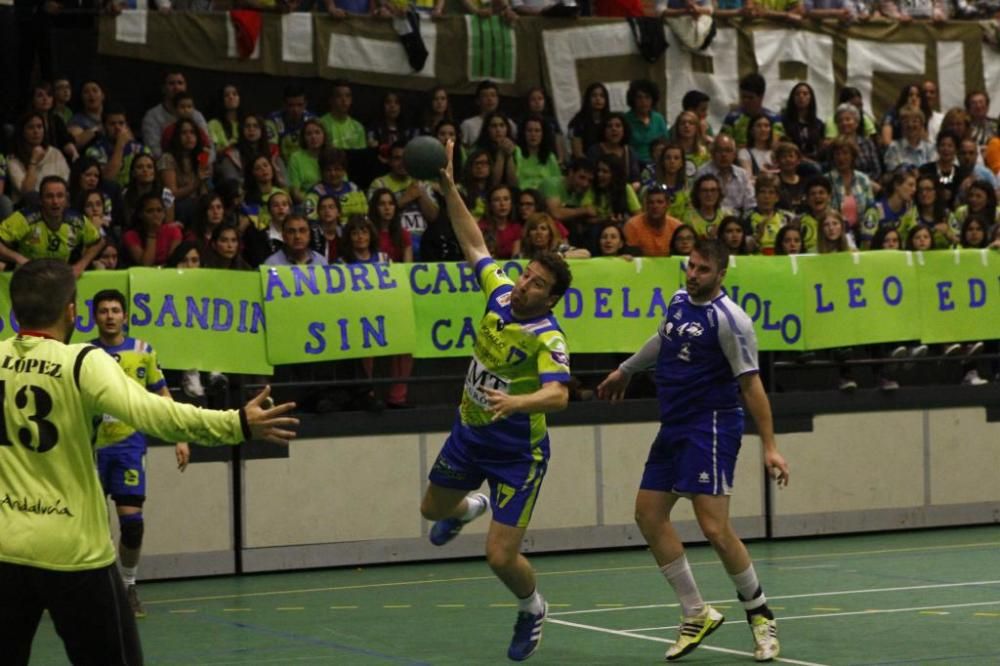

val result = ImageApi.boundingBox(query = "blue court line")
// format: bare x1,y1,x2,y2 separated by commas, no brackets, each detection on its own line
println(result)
848,651,1000,665
189,615,432,665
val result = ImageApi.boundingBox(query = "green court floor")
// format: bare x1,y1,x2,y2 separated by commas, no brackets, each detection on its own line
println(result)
29,525,1000,665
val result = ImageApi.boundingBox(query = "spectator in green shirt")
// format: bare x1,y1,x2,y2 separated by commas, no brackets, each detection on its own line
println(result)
320,80,368,151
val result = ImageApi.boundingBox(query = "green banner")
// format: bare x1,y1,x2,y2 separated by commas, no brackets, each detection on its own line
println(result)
260,263,416,364
799,251,921,350
410,260,489,359
722,256,807,351
916,249,1000,344
128,268,272,374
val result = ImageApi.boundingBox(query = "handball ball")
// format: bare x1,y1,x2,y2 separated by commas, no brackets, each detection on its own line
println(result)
403,136,448,181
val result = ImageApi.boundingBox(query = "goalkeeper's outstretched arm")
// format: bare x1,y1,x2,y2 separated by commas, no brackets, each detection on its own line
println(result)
439,140,491,266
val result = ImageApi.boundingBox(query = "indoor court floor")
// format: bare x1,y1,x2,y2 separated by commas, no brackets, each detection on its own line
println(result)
29,525,1000,665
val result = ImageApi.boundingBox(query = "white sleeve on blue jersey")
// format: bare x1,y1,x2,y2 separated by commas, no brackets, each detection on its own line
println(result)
715,297,759,377
619,333,661,376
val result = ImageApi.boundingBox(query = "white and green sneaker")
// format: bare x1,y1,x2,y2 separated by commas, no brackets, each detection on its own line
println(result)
665,604,724,661
750,614,780,662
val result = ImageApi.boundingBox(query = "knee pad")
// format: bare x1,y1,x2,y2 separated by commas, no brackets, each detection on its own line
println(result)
119,513,144,550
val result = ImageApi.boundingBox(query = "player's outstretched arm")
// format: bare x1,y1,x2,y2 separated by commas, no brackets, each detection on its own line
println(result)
243,385,298,445
599,333,660,403
738,372,789,487
439,139,491,265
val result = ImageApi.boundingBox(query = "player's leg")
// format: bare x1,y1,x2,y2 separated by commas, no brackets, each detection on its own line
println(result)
109,445,148,618
0,562,46,666
639,429,723,661
422,427,489,546
44,563,143,666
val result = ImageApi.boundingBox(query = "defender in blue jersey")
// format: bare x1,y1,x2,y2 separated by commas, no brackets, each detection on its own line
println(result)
92,289,191,618
599,239,790,663
420,141,572,662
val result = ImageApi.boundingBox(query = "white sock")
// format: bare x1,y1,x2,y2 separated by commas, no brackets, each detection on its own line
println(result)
730,564,766,612
121,565,138,587
660,555,704,617
517,588,545,615
459,493,487,522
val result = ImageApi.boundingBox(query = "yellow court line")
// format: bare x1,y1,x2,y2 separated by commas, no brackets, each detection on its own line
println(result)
973,612,1000,617
811,607,842,612
436,604,466,608
143,538,1000,606
276,606,304,611
383,604,412,609
329,605,358,609
918,611,949,615
168,609,198,614
489,603,517,608
222,608,252,612
595,603,624,607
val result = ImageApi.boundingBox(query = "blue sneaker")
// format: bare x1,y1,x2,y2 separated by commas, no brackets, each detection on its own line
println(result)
429,493,488,546
507,602,547,661
429,518,464,546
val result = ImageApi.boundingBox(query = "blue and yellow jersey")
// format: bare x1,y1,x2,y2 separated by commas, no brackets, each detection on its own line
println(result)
459,258,571,448
92,337,166,448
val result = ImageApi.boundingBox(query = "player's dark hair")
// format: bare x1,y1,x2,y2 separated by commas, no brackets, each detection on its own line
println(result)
531,251,572,301
682,89,709,110
93,289,127,312
739,73,766,98
281,213,309,231
692,238,730,271
11,260,77,328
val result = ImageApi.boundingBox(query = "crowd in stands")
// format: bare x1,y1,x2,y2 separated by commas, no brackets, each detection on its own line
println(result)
2,12,1000,401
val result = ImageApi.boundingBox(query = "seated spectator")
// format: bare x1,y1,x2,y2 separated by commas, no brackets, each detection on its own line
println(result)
670,110,710,179
166,241,202,270
123,153,175,223
461,80,511,149
314,194,342,261
682,173,734,238
202,223,252,270
913,174,958,248
682,89,715,141
264,214,328,266
142,71,212,161
287,119,330,204
0,176,103,275
90,241,120,271
568,82,611,161
879,0,946,23
884,107,936,172
158,118,210,225
719,215,750,255
434,119,465,174
544,158,599,248
306,147,367,221
217,113,288,186
782,82,827,163
817,210,855,253
85,105,151,189
515,187,565,234
416,86,453,137
668,223,697,256
585,153,641,230
520,87,566,165
918,130,967,210
29,82,76,163
879,84,933,149
516,212,588,259
123,192,183,267
458,148,493,219
738,113,778,176
824,86,878,141
796,175,834,251
367,91,411,163
70,156,125,237
244,190,294,266
825,136,875,236
906,224,934,251
515,114,562,191
319,80,366,151
586,112,641,186
7,112,70,205
267,83,316,164
774,141,807,213
825,102,881,184
339,214,389,264
921,79,945,141
644,142,690,217
953,180,1000,232
478,184,521,258
207,84,243,156
959,216,990,249
368,187,413,262
187,192,226,252
939,106,973,145
624,184,681,256
870,226,902,250
747,173,791,255
159,92,215,158
958,137,996,192
773,224,803,255
79,190,110,237
623,79,669,167
595,220,641,258
244,154,289,230
52,77,73,126
859,169,917,248
367,141,440,257
475,110,518,188
68,80,106,151
695,133,755,215
964,90,996,147
722,73,784,148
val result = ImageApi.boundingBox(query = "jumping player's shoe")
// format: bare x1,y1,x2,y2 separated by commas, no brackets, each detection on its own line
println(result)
429,492,488,546
507,601,547,661
750,614,780,662
127,584,146,619
665,604,724,661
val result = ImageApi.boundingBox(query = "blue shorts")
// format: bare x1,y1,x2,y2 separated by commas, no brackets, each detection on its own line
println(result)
96,443,146,502
640,409,744,496
428,420,549,528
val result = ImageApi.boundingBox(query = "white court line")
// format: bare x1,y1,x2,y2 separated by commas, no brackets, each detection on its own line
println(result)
622,598,1000,632
549,579,1000,616
546,616,831,666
